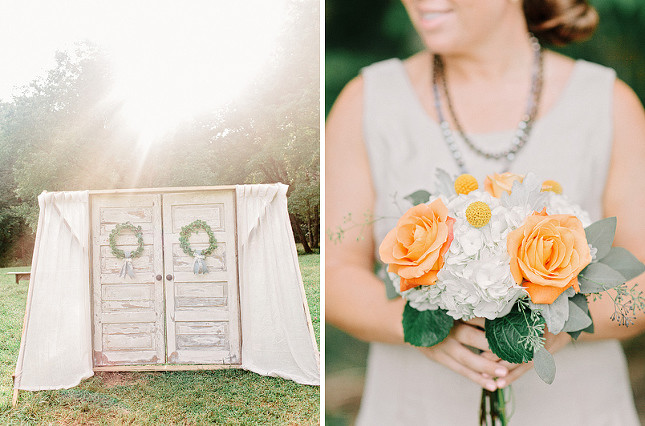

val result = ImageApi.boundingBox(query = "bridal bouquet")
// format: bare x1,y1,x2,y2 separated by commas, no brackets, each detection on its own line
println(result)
378,171,645,425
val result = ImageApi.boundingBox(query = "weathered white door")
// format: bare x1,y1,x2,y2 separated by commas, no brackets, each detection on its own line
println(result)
91,189,241,367
91,194,165,366
162,190,241,364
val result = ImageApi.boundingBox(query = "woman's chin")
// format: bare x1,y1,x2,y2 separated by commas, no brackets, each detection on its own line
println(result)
420,36,464,56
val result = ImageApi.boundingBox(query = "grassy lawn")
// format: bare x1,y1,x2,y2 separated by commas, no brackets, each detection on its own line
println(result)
0,254,320,425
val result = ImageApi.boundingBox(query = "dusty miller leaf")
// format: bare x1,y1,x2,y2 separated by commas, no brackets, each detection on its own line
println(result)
434,169,456,197
530,288,574,334
500,173,547,211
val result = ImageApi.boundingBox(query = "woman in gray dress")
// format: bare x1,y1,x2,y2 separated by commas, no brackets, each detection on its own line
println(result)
326,0,645,424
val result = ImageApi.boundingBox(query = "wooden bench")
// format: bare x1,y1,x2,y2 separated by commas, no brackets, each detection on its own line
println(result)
6,271,30,284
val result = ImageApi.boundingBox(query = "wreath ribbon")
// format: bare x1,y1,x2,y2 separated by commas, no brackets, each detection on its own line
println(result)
119,251,136,279
193,249,209,275
109,222,144,281
180,219,217,275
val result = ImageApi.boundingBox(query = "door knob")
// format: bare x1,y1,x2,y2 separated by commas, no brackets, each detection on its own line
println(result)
166,274,173,281
156,275,162,281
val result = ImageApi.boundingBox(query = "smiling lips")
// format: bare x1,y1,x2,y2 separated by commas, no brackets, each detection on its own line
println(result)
422,12,449,20
418,9,453,28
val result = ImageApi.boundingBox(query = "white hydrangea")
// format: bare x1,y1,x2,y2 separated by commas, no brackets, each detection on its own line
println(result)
397,172,592,321
544,192,592,227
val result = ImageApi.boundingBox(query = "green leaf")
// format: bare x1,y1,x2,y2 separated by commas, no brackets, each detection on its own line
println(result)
584,217,616,261
578,262,626,293
402,303,454,347
568,329,583,340
485,304,544,364
374,261,399,300
567,294,592,339
599,247,645,281
582,319,595,334
404,190,431,206
569,292,588,311
533,347,556,384
561,298,592,333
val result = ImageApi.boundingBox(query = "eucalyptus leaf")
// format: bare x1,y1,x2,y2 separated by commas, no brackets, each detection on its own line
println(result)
567,294,591,339
533,347,556,384
485,304,544,364
568,329,583,340
569,292,589,312
402,303,454,347
582,317,595,335
561,298,593,332
584,217,616,261
375,261,400,300
599,247,645,281
578,262,626,293
404,190,431,206
568,293,595,338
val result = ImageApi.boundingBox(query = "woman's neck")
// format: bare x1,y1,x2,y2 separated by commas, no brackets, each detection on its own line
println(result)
438,30,536,84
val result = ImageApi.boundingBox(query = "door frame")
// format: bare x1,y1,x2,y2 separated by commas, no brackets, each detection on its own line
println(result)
89,185,243,372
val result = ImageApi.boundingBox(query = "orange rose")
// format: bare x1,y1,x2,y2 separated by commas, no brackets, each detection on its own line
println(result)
379,199,455,292
484,172,524,198
507,209,592,304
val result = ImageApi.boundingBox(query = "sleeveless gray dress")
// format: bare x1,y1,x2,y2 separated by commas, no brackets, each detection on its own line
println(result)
357,58,640,425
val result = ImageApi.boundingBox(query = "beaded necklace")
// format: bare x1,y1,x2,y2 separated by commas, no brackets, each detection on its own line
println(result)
432,35,543,173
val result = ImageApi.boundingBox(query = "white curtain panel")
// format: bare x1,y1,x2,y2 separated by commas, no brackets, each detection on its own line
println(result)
236,184,320,385
14,191,93,390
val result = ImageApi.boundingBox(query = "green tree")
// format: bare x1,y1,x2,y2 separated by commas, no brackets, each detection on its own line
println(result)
0,0,320,263
207,0,320,252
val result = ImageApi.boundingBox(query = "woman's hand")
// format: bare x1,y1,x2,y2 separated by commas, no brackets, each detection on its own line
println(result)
417,319,509,391
419,318,572,390
482,330,572,389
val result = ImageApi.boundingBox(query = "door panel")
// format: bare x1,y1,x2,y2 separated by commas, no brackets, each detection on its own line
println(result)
162,190,241,365
91,194,165,366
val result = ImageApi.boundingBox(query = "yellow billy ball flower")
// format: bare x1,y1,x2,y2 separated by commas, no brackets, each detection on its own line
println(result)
541,180,563,194
466,201,492,228
455,174,479,195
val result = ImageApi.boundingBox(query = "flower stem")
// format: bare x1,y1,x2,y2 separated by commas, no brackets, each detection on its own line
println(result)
480,388,508,426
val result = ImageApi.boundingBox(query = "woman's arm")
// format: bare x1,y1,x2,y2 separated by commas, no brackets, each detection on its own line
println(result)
587,78,645,340
325,76,510,390
325,76,406,343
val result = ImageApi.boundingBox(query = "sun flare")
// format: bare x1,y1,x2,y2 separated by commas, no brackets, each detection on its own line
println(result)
100,0,288,145
0,0,289,147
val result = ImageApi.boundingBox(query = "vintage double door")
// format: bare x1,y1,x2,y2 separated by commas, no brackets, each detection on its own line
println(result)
90,189,241,367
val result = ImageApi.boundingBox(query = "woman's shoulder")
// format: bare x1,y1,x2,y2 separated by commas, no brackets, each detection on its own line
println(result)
361,52,428,81
331,58,406,106
546,51,615,87
540,51,616,115
360,57,407,85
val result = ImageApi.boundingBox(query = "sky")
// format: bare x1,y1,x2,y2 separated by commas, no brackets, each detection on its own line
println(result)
0,0,289,139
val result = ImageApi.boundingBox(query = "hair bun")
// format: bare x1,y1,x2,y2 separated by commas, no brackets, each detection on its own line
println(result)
524,0,599,46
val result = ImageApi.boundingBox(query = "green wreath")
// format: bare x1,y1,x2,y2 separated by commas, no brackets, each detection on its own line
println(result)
179,219,218,257
109,222,144,259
